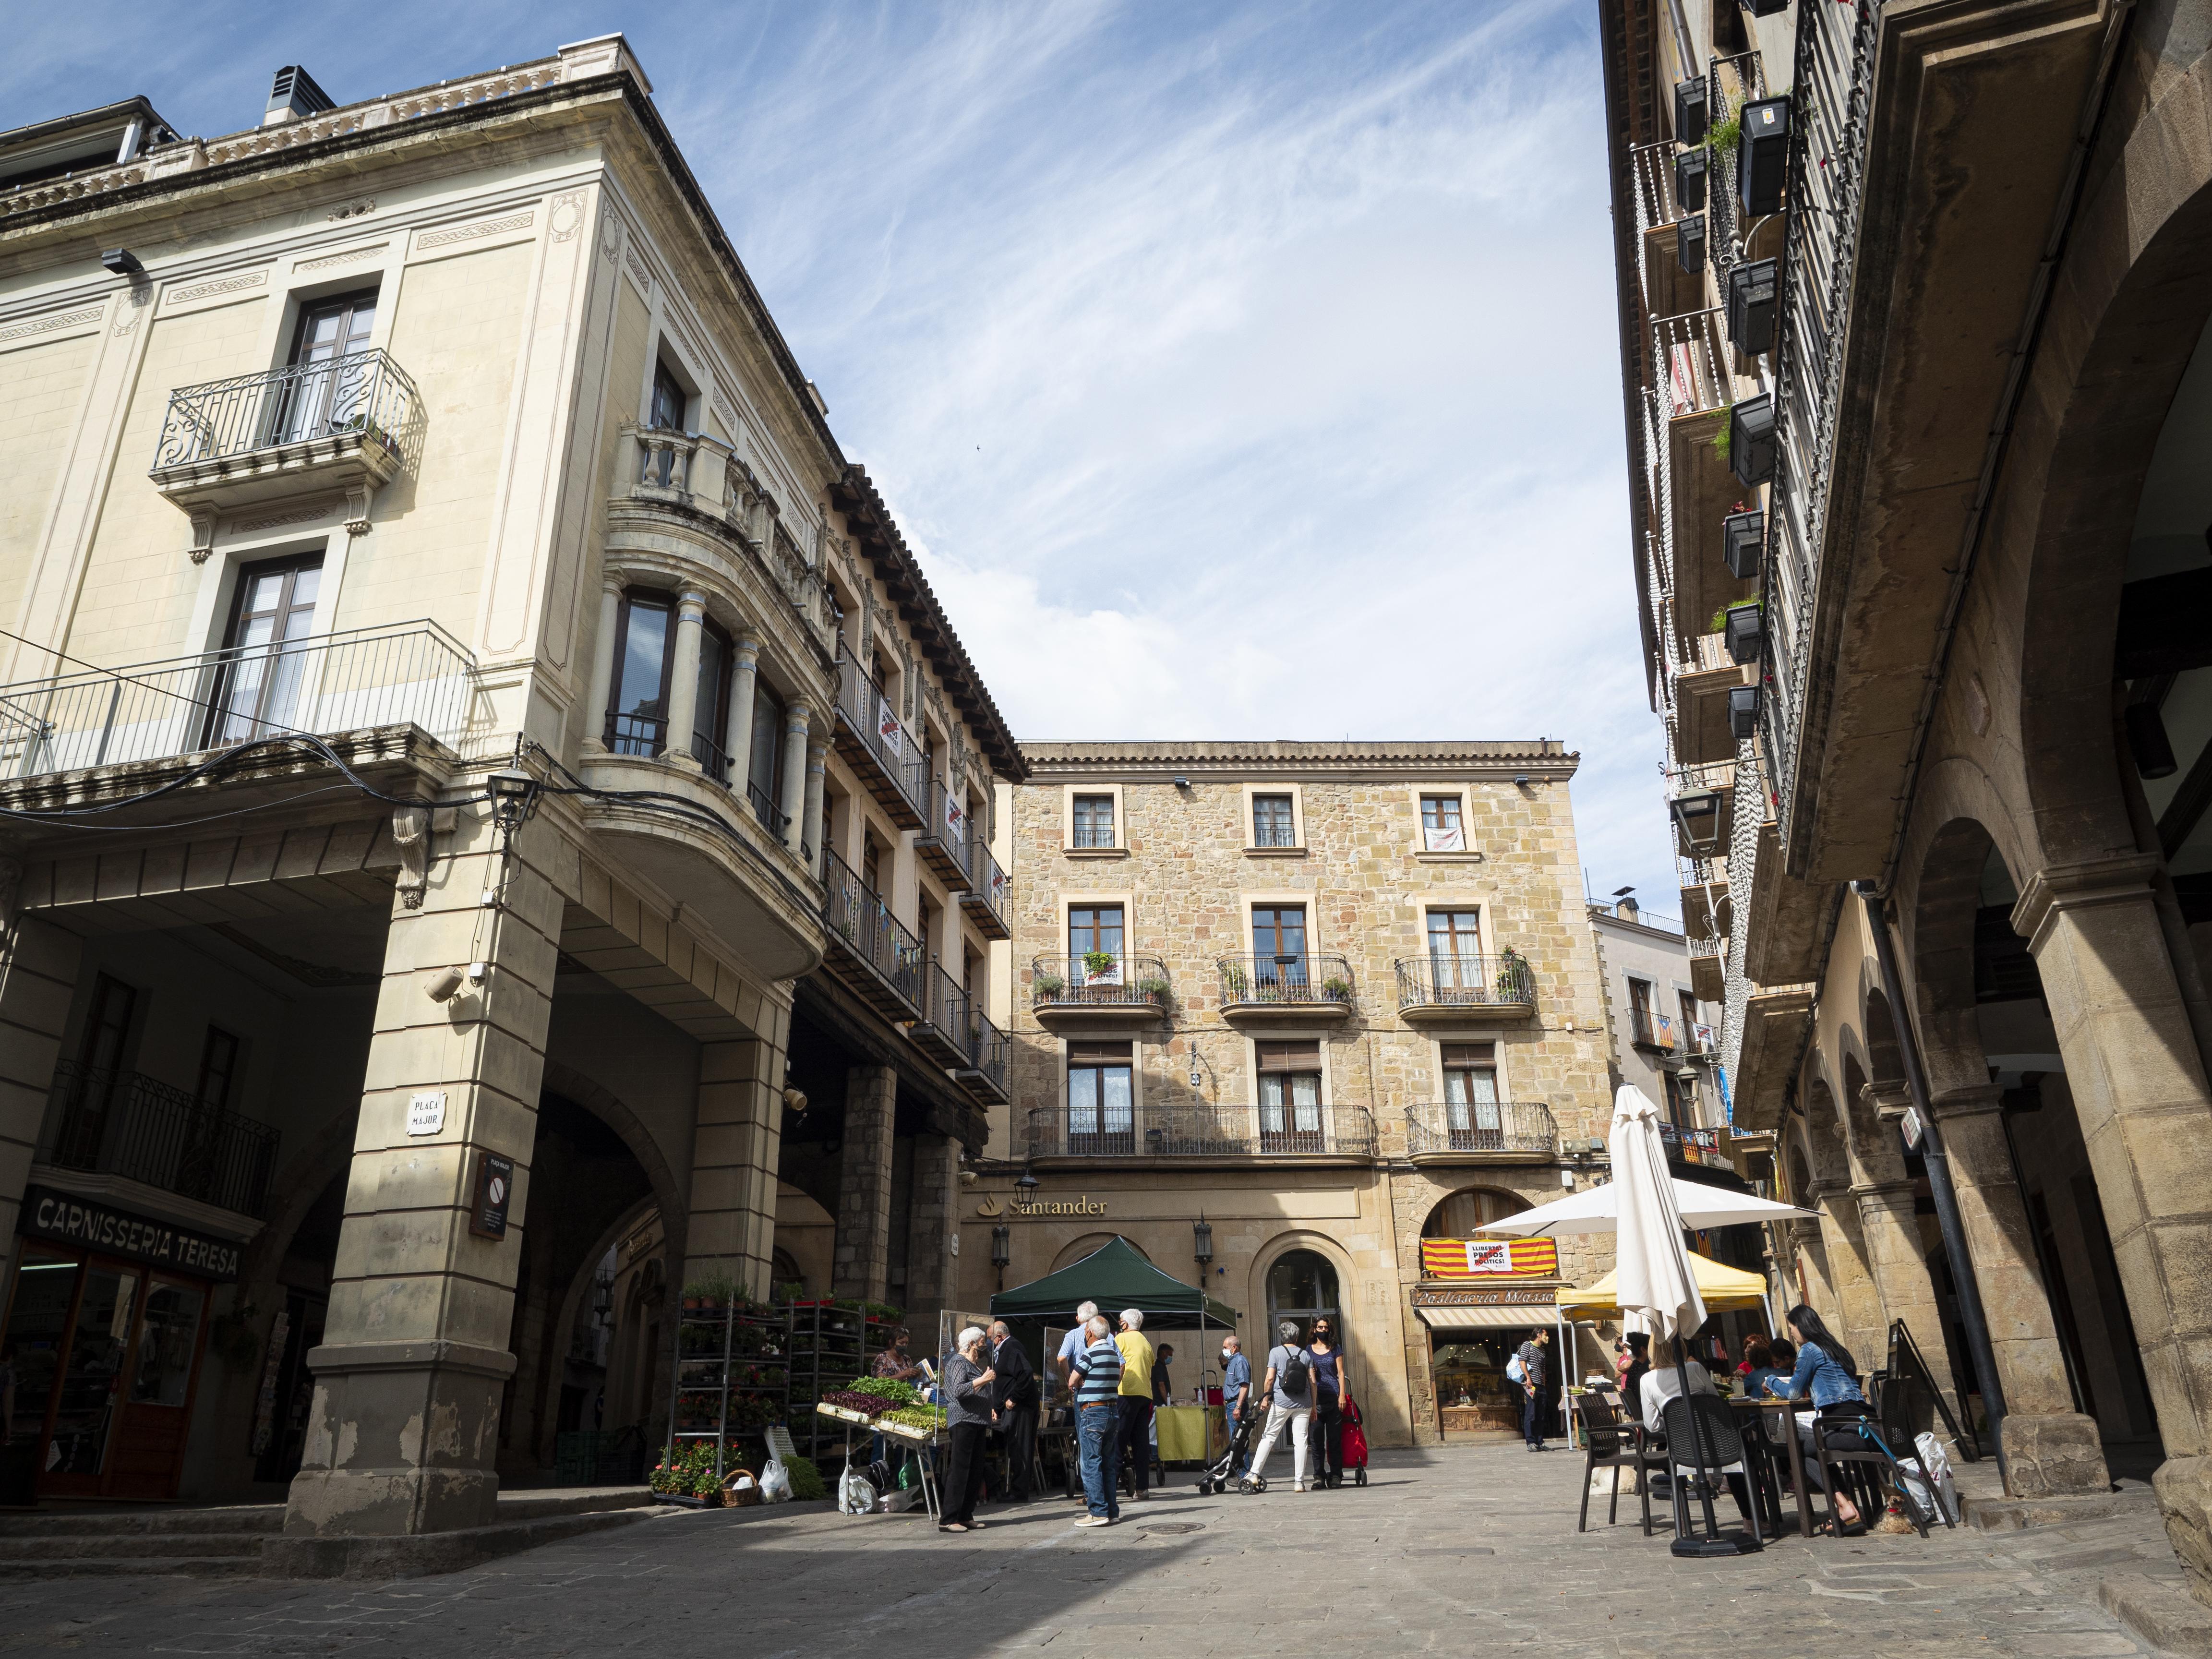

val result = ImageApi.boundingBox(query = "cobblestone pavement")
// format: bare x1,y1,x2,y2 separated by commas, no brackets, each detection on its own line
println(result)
0,1445,2187,1658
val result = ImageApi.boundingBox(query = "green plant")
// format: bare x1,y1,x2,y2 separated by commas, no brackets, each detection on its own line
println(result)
1082,950,1116,979
1702,92,1745,157
1035,974,1065,998
783,1453,827,1501
881,1404,948,1433
651,1441,729,1499
1496,949,1529,1001
1223,964,1250,1001
1136,976,1170,999
849,1375,923,1406
863,1301,904,1321
684,1271,737,1306
1710,598,1763,632
1713,409,1733,461
1322,976,1353,1001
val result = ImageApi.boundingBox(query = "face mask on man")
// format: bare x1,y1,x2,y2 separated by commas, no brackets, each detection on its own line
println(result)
1222,1347,1234,1362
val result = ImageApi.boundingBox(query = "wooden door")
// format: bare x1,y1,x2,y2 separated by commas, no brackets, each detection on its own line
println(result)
107,1277,209,1500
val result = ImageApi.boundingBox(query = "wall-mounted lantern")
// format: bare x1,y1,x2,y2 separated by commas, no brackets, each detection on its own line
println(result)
1725,258,1777,355
1728,395,1777,487
1724,601,1765,666
1668,790,1730,858
1721,509,1765,580
1738,97,1791,216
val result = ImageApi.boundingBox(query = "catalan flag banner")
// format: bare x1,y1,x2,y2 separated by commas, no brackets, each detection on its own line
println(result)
1420,1237,1559,1278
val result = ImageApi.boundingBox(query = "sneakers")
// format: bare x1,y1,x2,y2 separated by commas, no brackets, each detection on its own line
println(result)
1292,1481,1309,1493
1074,1515,1112,1527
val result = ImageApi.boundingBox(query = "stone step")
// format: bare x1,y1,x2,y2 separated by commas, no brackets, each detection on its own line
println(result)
0,1552,267,1580
0,1504,284,1538
0,1530,266,1562
493,1486,654,1521
1964,1485,2161,1531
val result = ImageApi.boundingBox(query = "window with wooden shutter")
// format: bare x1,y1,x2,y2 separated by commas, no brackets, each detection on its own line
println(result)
1442,1042,1501,1147
1257,1040,1322,1151
1067,1041,1134,1152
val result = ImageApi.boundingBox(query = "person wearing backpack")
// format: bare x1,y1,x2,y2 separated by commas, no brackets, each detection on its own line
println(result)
1514,1328,1551,1452
1248,1320,1317,1492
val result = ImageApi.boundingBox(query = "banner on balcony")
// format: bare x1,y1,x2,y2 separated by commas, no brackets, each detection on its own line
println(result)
1420,1237,1557,1279
1422,824,1465,853
944,791,965,841
876,696,903,758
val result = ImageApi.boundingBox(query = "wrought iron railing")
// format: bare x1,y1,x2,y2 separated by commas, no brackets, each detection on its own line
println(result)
42,1059,279,1218
962,1004,1008,1094
1216,954,1354,1008
1394,953,1535,1009
919,962,967,1045
1026,1102,1376,1159
1651,306,1733,420
746,779,790,837
1759,0,1885,846
0,621,477,779
1404,1101,1557,1158
1031,954,1169,1010
691,730,733,785
919,778,969,859
1628,1009,1677,1051
821,847,923,1009
962,836,1010,929
831,641,926,818
154,349,418,472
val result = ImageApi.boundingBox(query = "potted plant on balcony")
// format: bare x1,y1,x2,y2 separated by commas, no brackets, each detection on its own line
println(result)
1495,950,1529,1002
1034,972,1065,1000
1322,976,1353,1003
1081,950,1119,995
1135,975,1170,1003
1222,963,1250,1003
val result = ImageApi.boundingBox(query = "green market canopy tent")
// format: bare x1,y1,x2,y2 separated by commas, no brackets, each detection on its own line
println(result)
990,1237,1240,1330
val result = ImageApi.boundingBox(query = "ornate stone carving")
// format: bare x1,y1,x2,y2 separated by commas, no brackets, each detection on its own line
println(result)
186,507,219,564
296,241,387,274
343,482,375,537
391,805,431,910
166,270,267,308
0,305,102,345
415,211,533,252
548,191,587,243
326,197,376,222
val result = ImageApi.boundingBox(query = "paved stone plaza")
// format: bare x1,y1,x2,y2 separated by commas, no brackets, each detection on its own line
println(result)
0,1445,2188,1657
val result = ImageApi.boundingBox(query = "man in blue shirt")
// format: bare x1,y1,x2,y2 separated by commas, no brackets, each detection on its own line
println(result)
1055,1301,1101,1393
1221,1334,1253,1475
1070,1315,1123,1526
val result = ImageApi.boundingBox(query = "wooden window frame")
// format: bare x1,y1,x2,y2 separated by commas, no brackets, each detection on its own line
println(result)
606,588,676,755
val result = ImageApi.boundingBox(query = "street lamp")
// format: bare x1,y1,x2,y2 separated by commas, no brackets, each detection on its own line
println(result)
991,1224,1011,1292
1193,1218,1215,1406
1015,1167,1039,1206
487,768,539,831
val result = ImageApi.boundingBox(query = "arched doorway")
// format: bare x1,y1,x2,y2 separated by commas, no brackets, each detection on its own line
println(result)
1417,1188,1539,1437
1264,1248,1339,1342
1420,1187,1523,1238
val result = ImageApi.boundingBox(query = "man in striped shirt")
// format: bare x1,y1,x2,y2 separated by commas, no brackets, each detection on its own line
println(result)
1070,1314,1123,1526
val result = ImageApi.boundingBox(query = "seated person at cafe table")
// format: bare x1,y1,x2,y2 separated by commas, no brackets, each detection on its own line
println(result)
1767,1306,1870,1532
1639,1349,1762,1532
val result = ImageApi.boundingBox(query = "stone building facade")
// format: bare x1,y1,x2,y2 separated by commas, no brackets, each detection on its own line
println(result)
1600,0,2212,1604
952,741,1629,1445
0,36,1018,1550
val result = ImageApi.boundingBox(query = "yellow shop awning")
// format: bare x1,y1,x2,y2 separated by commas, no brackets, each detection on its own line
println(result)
1553,1254,1769,1320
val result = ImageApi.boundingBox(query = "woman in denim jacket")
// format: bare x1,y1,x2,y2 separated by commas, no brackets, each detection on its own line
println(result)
1776,1305,1868,1531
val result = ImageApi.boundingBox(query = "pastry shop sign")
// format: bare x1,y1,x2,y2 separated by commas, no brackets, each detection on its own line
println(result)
20,1185,240,1281
975,1192,1106,1219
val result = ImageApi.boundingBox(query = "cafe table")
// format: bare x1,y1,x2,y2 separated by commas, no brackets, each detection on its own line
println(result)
1725,1394,1815,1538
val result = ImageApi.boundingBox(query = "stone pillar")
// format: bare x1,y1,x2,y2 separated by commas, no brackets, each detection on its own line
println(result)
726,631,762,788
1807,1180,1888,1367
833,1063,896,1301
688,1033,786,1301
584,577,622,751
284,805,559,1539
802,739,829,874
0,912,82,1278
903,1132,960,1334
778,705,811,854
1928,1081,2108,1495
662,589,708,767
2015,859,2212,1569
1850,1079,1956,1400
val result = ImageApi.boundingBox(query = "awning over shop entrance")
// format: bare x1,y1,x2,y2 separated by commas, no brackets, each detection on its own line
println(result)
1414,1301,1557,1330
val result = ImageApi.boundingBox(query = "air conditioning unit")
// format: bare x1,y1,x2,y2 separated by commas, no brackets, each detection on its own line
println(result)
1674,148,1708,213
1738,97,1791,216
1724,602,1765,666
1677,214,1707,275
1725,258,1778,355
1721,510,1765,580
1674,77,1709,145
1729,395,1777,486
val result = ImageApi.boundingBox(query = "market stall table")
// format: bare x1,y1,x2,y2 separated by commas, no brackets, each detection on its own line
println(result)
1154,1404,1224,1465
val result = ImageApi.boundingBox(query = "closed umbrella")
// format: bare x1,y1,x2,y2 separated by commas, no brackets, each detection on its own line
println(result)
1609,1084,1758,1557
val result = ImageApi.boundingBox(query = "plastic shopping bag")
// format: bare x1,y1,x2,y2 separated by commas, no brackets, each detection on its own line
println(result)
1913,1431,1960,1524
760,1450,793,1503
838,1459,877,1516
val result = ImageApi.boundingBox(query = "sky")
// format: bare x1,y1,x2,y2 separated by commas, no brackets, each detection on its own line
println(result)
4,0,1679,918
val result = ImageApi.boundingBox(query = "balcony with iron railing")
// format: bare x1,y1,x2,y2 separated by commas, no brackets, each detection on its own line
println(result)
1628,1009,1677,1052
914,779,972,892
0,621,477,783
957,1004,1009,1106
1215,954,1354,1025
40,1059,280,1219
1394,952,1536,1024
959,836,1010,940
151,349,421,517
1026,1102,1377,1161
1031,954,1169,1028
821,846,924,1021
912,962,972,1069
1403,1101,1557,1162
830,641,925,830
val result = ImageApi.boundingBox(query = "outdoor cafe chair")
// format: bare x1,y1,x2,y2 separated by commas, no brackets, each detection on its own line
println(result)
1657,1394,1767,1550
1573,1391,1656,1536
1809,1401,1931,1539
1875,1376,1955,1531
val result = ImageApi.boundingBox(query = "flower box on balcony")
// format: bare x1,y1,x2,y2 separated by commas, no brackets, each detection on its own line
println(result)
1676,213,1707,275
1674,76,1709,145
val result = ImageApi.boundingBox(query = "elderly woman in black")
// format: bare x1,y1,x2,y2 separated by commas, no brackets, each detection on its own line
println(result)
938,1325,998,1534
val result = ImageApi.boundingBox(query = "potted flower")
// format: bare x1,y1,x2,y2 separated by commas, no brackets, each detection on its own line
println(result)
1222,963,1250,1003
1035,972,1065,1000
1495,950,1529,1002
1322,976,1353,1002
1081,950,1119,992
1135,975,1170,1002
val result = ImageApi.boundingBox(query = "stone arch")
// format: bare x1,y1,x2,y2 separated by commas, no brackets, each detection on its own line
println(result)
1249,1229,1368,1395
538,1057,689,1259
1863,986,1907,1090
1908,816,2008,1097
1419,1186,1527,1238
538,1192,659,1443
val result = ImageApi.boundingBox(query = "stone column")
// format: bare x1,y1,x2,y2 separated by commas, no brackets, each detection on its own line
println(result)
1928,1082,2108,1494
2015,859,2212,1567
726,631,762,789
833,1063,896,1301
688,1033,787,1301
283,804,559,1541
583,577,622,751
903,1133,962,1335
1850,1080,1956,1400
0,911,82,1279
802,739,829,874
778,705,811,854
661,589,708,768
1807,1180,1888,1367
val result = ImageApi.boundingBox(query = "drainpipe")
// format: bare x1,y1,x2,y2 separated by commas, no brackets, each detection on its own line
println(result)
1856,881,2009,1485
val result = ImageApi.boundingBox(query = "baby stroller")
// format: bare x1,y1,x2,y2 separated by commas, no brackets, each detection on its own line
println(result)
1339,1396,1370,1488
1199,1409,1264,1495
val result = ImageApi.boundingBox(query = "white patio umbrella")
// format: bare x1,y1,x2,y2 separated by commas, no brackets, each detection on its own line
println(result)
1478,1177,1815,1237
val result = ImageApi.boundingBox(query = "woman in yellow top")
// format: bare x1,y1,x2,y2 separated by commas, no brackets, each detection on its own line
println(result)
1115,1310,1155,1500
